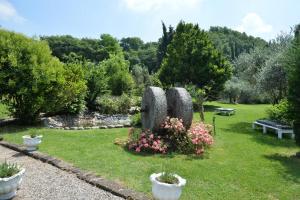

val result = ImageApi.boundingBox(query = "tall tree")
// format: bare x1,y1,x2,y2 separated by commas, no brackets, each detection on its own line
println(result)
159,21,232,121
156,22,174,72
286,24,300,146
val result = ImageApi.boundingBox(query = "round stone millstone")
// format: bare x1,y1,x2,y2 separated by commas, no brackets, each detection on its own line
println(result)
166,87,193,129
141,87,167,131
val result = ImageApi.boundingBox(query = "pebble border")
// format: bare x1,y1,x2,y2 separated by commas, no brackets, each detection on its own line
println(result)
0,141,150,200
48,124,131,130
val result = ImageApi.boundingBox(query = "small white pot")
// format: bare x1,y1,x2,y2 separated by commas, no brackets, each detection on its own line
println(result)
150,173,186,200
22,135,43,151
0,168,25,200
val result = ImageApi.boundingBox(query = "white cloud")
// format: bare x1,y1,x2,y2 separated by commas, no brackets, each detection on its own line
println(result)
121,0,201,12
0,0,25,22
236,13,272,36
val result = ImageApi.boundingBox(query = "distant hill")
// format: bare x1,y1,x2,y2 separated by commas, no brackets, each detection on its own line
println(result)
208,26,268,61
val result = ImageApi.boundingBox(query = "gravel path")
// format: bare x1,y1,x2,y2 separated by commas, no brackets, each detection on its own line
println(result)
0,145,123,200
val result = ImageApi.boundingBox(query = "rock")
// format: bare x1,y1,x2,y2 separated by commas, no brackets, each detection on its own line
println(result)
108,125,116,129
78,127,84,130
124,123,131,127
70,127,78,130
141,87,167,132
166,87,193,129
91,126,99,129
115,125,124,128
64,127,70,130
100,126,108,129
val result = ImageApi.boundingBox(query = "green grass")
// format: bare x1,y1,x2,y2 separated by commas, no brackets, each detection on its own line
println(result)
0,103,9,119
1,102,300,200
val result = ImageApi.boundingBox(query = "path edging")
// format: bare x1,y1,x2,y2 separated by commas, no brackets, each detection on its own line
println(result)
0,141,150,200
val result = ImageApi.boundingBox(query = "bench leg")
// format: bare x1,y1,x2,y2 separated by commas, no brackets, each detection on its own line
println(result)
263,126,267,134
252,123,256,129
277,131,282,139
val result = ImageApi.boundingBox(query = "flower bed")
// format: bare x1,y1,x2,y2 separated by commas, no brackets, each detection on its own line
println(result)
126,117,214,156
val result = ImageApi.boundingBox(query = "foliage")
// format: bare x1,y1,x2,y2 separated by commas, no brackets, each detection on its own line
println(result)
102,54,134,95
159,21,232,99
0,161,20,178
84,62,108,109
257,54,288,104
156,22,174,72
222,77,241,103
186,84,207,121
127,129,168,154
209,26,268,61
131,113,142,127
160,117,214,154
61,62,87,114
127,117,214,156
0,103,9,119
285,24,300,145
0,29,86,123
228,33,292,104
41,34,122,63
267,99,292,125
96,94,132,114
157,172,179,184
188,123,214,155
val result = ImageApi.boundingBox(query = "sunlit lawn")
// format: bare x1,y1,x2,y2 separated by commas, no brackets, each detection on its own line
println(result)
1,102,300,200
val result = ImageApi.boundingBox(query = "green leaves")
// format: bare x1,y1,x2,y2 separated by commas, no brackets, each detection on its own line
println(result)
158,21,232,98
0,29,87,123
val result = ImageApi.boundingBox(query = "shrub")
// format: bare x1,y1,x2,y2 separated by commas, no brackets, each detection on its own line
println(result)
188,123,214,155
267,99,292,125
126,117,214,156
0,29,86,123
127,129,168,154
96,93,133,114
102,54,134,95
131,113,142,127
0,161,20,178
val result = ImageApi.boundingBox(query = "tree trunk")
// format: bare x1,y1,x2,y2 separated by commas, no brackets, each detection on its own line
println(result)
199,102,205,122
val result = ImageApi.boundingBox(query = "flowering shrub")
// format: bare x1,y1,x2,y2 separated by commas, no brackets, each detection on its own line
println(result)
126,117,214,156
188,123,214,155
160,117,190,152
127,128,168,154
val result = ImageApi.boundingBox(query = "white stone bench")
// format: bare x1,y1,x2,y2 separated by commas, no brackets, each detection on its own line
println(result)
215,108,235,116
252,120,295,139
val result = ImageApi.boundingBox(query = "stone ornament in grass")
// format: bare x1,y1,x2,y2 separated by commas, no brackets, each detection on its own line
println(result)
0,162,25,200
141,87,167,132
166,87,193,129
150,172,186,200
23,133,43,151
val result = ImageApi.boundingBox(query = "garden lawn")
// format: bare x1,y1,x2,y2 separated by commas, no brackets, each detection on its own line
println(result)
1,102,300,200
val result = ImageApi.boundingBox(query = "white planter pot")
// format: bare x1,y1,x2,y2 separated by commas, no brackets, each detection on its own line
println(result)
22,135,43,151
0,168,25,200
150,173,186,200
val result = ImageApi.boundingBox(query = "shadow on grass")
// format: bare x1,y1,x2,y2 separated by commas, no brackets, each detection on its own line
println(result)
264,153,300,183
0,125,30,135
204,104,221,112
221,122,296,148
121,145,175,159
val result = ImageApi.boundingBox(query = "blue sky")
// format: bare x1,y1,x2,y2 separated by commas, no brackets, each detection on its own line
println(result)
0,0,299,42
